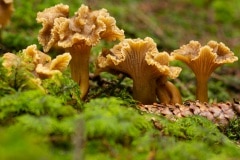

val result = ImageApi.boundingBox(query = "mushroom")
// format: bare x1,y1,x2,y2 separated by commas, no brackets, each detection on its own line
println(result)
95,37,182,104
0,0,14,29
35,52,72,79
2,52,46,91
36,3,69,52
2,44,71,79
22,44,52,67
2,52,20,70
156,80,183,104
171,40,238,102
36,4,124,99
22,44,71,79
2,45,71,92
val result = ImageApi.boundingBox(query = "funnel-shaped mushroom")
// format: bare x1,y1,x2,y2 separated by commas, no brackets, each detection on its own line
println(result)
2,45,72,92
35,52,72,79
171,40,238,102
0,0,14,29
3,44,71,79
96,37,182,104
22,45,71,79
37,4,124,99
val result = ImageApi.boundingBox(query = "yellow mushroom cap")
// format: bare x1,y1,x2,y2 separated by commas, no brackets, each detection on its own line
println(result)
207,40,238,64
49,52,72,71
36,3,69,24
171,40,238,77
96,37,181,104
36,3,69,52
2,52,20,69
35,52,72,79
35,64,61,79
21,45,71,79
2,44,52,73
23,44,51,66
62,4,124,47
2,44,71,80
145,48,182,80
37,4,125,52
97,37,181,79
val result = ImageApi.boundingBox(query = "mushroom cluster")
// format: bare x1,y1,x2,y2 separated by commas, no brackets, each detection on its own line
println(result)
0,0,14,29
95,37,182,104
36,4,125,99
2,44,71,79
0,2,239,108
34,4,239,105
171,40,238,102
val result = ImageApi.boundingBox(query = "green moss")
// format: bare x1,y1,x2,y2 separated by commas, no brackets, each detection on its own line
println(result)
42,72,82,110
82,97,151,140
0,93,239,159
224,117,240,141
0,126,57,160
135,115,240,160
0,56,41,96
0,90,77,124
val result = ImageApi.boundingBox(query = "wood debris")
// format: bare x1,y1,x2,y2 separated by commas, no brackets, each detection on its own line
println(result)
138,100,240,127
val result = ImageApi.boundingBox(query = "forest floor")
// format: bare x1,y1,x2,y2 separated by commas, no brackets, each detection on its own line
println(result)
0,1,240,159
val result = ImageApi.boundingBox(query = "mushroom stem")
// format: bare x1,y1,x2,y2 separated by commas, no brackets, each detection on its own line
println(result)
67,44,91,99
196,76,208,102
132,77,157,104
156,81,182,104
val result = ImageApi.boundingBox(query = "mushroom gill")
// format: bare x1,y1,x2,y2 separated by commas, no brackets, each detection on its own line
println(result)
36,4,125,99
96,37,182,104
171,40,238,102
